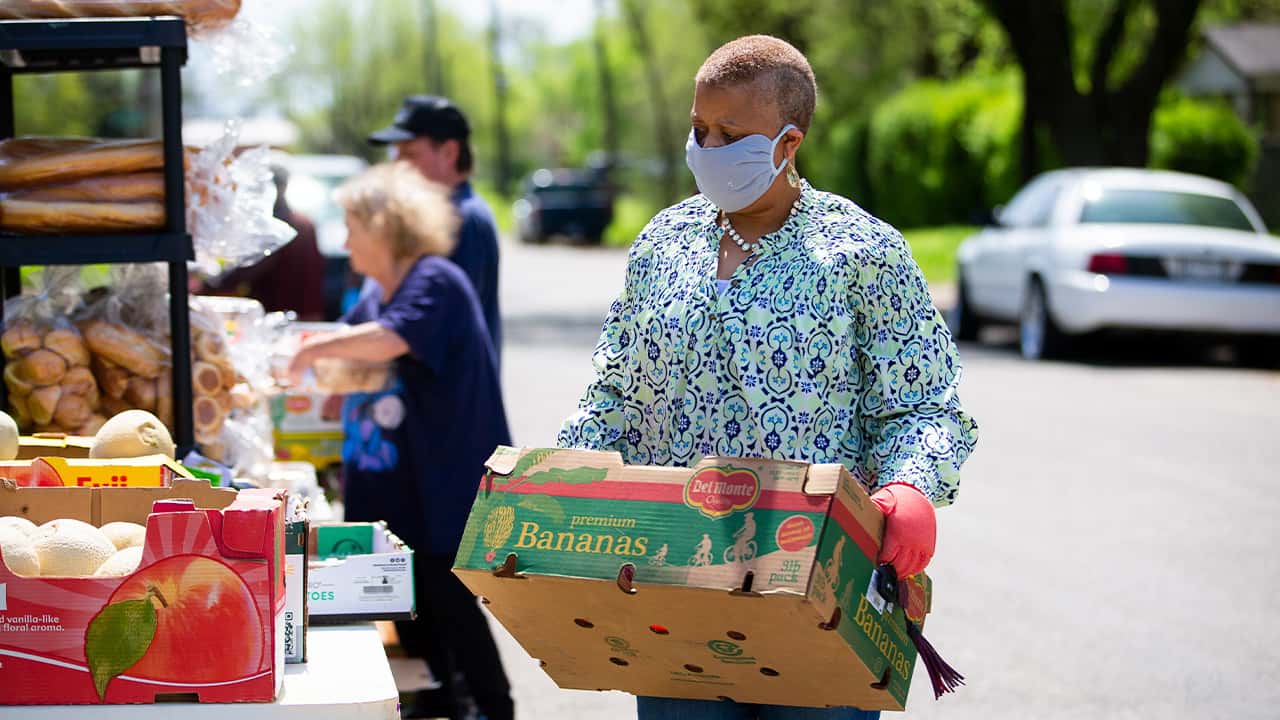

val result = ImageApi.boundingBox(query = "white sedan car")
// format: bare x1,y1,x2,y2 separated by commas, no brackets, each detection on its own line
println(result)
953,167,1280,361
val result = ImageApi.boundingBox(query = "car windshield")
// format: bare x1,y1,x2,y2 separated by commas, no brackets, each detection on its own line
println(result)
1079,188,1255,232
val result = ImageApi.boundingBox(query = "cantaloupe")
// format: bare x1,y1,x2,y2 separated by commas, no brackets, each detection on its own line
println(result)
90,409,176,459
32,518,116,576
93,545,143,577
100,521,147,551
0,410,18,461
0,525,40,576
0,515,37,538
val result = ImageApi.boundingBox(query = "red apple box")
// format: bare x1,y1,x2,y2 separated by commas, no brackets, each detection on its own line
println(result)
0,479,287,705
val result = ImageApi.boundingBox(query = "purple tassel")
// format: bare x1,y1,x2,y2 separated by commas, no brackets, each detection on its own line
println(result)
894,577,964,699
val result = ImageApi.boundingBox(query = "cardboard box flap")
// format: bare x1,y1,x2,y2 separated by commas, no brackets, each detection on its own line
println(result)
97,478,238,525
18,434,94,459
484,445,626,477
802,464,848,497
0,478,94,524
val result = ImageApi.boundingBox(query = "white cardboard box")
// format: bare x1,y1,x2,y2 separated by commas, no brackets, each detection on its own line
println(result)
307,521,416,623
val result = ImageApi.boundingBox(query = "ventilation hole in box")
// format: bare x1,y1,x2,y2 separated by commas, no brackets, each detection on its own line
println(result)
684,664,704,674
870,667,891,690
610,657,630,667
760,667,780,677
716,696,736,703
479,596,491,605
819,607,842,631
616,563,638,595
154,693,200,703
726,630,746,641
740,571,755,593
574,618,595,629
649,624,670,635
539,660,548,668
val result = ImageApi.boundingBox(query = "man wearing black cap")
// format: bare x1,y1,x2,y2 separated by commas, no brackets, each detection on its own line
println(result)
370,95,503,363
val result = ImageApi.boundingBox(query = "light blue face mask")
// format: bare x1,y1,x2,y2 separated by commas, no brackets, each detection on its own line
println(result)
685,124,796,213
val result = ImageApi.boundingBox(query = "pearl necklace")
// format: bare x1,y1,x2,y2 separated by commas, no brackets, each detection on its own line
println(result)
720,192,803,254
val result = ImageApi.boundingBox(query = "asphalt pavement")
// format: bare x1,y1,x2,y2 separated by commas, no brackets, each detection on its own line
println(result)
490,236,1280,720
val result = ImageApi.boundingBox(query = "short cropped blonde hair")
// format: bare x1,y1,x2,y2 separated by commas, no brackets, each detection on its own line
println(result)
334,162,458,260
696,35,817,133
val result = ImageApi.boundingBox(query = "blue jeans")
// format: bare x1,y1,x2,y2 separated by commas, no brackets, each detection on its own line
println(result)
636,696,881,719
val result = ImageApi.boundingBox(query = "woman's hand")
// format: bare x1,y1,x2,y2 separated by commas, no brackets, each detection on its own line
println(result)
286,340,320,387
870,483,936,578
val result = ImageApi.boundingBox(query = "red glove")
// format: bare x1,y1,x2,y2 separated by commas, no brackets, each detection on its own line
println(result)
870,483,936,578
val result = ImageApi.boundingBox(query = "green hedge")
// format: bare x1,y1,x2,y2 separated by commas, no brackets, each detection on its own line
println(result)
820,77,1260,228
864,75,1021,228
1150,95,1258,188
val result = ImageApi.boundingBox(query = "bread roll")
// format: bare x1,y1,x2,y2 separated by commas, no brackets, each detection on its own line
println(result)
0,199,165,233
196,331,226,359
124,376,157,411
12,172,164,203
156,369,174,431
4,363,33,397
0,139,162,191
78,413,108,437
216,359,237,389
29,385,60,426
14,349,67,386
200,439,227,463
91,355,130,399
193,394,224,435
2,320,41,358
192,360,222,396
101,395,132,417
53,392,92,428
43,327,89,367
59,365,96,395
9,394,31,428
82,321,164,378
229,383,255,410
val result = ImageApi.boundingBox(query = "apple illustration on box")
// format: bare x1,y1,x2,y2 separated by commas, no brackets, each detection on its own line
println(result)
84,554,265,701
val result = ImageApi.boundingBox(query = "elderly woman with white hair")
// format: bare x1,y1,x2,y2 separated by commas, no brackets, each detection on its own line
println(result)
558,35,979,720
289,162,514,720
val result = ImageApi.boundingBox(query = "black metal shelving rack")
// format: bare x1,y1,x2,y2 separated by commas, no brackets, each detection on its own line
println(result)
0,16,194,454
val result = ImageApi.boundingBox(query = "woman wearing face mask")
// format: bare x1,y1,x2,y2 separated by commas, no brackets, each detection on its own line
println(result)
558,35,979,720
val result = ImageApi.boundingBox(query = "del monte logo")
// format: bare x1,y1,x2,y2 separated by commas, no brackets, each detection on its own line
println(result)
684,466,760,519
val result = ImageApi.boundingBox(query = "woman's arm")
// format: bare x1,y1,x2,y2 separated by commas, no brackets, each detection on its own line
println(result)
852,227,979,508
288,321,409,379
556,236,653,452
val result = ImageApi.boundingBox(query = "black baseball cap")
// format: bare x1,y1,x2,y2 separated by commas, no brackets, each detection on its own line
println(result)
368,95,470,145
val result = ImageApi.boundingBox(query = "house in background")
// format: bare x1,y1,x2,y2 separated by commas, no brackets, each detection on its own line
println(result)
1180,23,1280,229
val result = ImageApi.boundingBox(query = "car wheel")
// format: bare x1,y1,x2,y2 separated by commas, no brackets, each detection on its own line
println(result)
1020,279,1067,360
951,270,983,342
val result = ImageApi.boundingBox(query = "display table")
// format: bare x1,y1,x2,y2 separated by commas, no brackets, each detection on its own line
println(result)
0,624,400,719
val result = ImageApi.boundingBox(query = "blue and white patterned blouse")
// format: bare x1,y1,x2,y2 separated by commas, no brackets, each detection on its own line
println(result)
557,182,978,506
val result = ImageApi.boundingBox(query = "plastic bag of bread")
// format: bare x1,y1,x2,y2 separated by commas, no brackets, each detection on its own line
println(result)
2,268,104,434
0,130,295,277
188,297,239,444
75,266,171,428
0,1,241,35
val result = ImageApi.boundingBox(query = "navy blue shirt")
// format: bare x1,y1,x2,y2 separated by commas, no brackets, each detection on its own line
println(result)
340,255,510,555
449,181,502,363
